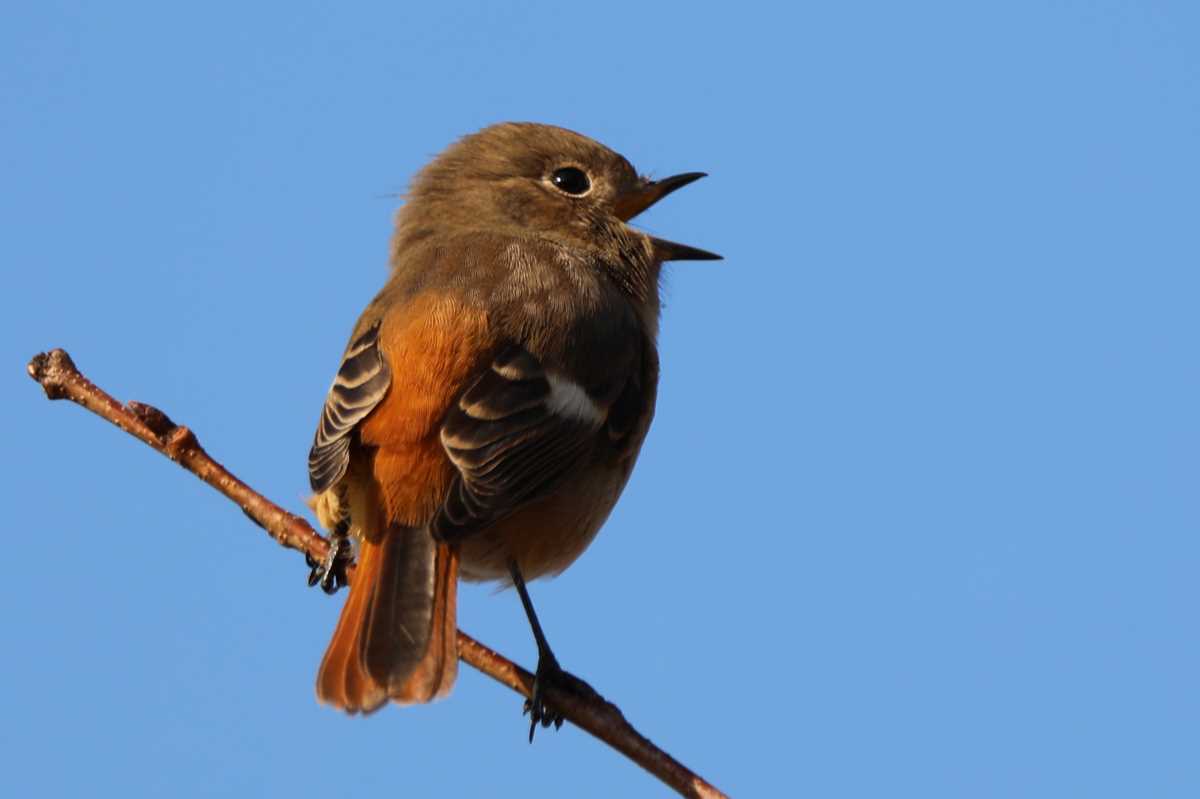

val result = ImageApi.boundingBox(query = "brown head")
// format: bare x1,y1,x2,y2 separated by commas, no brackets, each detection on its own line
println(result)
392,122,719,270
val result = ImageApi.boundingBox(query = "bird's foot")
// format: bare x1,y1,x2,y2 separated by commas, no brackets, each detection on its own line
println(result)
523,651,597,742
305,535,352,595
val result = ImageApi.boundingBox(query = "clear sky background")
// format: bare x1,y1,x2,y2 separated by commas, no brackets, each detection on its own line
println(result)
4,2,1197,797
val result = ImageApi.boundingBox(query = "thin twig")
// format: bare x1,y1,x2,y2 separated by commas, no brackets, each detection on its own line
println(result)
26,348,728,799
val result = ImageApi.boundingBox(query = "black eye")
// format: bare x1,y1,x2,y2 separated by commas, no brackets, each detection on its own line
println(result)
550,166,591,196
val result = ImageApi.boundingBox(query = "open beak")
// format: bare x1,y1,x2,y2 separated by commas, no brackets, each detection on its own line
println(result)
613,172,722,262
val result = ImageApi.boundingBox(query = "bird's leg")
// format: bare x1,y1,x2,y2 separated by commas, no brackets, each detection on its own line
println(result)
307,485,353,594
508,558,597,742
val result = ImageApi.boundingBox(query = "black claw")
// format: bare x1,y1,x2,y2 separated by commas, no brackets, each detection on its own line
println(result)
306,536,353,594
526,653,578,742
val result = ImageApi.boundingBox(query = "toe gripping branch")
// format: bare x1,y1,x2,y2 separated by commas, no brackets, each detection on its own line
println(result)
307,484,353,594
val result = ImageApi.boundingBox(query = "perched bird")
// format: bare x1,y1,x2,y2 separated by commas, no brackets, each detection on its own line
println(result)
306,122,718,735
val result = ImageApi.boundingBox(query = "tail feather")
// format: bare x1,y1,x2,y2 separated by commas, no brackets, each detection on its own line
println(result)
316,539,388,713
316,526,458,714
393,541,458,702
361,524,435,690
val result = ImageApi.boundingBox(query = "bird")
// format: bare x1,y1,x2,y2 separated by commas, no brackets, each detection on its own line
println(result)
304,122,718,737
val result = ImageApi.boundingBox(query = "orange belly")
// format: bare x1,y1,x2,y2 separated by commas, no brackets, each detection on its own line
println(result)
359,294,492,528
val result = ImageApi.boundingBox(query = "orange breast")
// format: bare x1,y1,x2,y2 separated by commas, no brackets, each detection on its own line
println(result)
359,294,493,528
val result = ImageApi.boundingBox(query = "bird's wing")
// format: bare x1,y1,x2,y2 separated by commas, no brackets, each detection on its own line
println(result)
432,344,613,542
308,321,392,492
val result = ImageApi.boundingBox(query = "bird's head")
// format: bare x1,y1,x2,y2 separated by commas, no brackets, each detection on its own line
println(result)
399,122,720,264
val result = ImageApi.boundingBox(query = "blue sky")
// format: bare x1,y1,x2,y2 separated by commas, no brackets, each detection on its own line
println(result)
4,2,1198,796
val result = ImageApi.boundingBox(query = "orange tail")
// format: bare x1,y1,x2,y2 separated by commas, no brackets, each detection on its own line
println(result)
316,526,458,714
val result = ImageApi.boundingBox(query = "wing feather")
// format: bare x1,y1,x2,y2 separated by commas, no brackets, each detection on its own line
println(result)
308,322,391,492
432,344,603,542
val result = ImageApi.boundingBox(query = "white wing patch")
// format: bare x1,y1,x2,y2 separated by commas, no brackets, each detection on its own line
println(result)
546,373,606,425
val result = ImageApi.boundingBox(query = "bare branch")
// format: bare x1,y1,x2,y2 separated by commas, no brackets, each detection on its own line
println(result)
27,348,729,799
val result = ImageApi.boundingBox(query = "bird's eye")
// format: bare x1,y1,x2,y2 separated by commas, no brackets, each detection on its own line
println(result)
550,167,591,196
